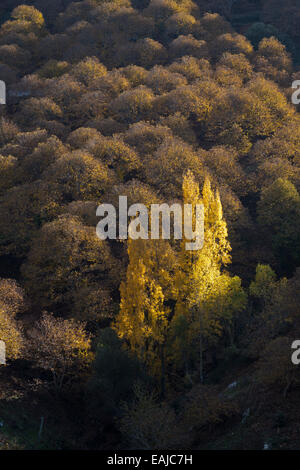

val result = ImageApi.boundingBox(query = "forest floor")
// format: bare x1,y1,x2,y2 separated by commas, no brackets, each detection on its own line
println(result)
1,355,300,450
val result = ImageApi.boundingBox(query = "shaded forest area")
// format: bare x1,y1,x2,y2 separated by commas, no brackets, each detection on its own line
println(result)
0,0,299,450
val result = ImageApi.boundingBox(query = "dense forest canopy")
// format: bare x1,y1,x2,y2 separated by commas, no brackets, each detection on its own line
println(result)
0,0,299,451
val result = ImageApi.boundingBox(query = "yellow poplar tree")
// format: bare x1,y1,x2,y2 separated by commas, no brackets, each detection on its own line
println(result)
172,172,246,382
114,236,174,393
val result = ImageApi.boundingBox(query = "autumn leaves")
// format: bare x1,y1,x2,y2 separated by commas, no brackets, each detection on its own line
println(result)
114,172,246,388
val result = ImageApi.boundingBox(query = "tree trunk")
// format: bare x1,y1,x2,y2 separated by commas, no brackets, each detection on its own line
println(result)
160,342,166,399
283,378,292,398
198,307,204,383
199,330,204,383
